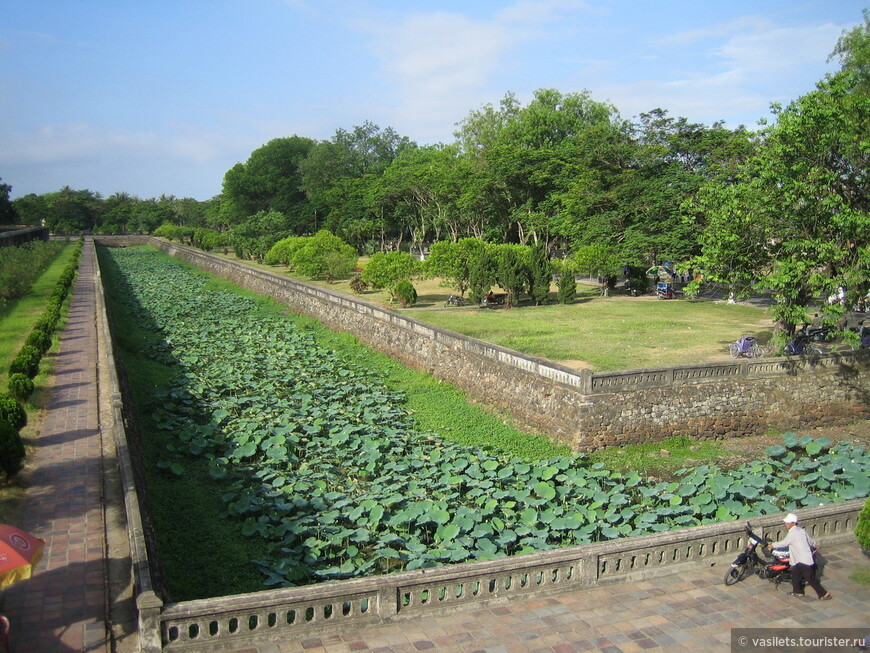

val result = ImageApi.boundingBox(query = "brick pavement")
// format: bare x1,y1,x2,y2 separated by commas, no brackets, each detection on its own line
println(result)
255,542,870,653
2,241,869,653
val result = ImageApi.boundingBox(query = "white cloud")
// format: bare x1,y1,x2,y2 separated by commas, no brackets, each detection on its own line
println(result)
596,19,847,127
0,123,160,165
354,0,591,142
714,23,844,78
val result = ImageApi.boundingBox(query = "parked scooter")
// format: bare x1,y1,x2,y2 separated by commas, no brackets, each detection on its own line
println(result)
723,522,807,590
784,333,823,356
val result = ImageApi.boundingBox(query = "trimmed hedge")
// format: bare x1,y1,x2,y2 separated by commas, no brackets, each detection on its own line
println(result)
0,418,25,478
857,497,870,553
0,394,26,430
7,374,34,402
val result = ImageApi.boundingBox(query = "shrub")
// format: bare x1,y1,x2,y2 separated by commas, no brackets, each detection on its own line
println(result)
9,346,41,379
0,394,26,430
9,355,37,379
361,250,419,290
349,274,368,294
0,418,25,478
857,497,870,553
265,236,305,266
25,328,52,353
557,270,577,305
391,279,418,307
7,374,34,402
34,314,57,335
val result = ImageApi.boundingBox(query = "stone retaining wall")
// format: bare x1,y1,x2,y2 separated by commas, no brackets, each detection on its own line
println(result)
0,225,49,247
95,236,870,452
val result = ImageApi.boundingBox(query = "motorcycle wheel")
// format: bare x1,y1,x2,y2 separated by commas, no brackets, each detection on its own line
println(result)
724,564,749,586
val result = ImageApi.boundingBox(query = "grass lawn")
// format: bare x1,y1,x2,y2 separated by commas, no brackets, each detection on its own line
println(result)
253,257,775,372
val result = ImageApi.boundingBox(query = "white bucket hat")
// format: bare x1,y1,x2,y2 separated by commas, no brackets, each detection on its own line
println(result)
783,513,799,523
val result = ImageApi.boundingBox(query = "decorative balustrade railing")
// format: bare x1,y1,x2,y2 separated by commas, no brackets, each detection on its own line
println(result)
153,502,861,651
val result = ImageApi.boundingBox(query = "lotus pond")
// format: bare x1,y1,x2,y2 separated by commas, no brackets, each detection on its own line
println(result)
101,246,870,592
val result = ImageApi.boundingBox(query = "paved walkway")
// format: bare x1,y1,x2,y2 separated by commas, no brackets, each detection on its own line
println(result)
2,241,869,652
256,541,870,652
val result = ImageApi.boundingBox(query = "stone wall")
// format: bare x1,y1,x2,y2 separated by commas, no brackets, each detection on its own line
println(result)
95,236,870,452
0,225,49,247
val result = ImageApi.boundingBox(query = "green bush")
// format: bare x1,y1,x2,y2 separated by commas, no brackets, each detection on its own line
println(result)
349,274,368,294
265,236,305,266
34,314,57,335
25,328,52,353
391,279,418,307
0,394,26,430
9,345,41,379
44,304,61,321
9,355,37,379
0,418,25,478
7,374,34,402
857,497,870,553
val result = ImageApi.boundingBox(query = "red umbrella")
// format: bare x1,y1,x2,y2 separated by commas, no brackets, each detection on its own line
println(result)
0,525,44,589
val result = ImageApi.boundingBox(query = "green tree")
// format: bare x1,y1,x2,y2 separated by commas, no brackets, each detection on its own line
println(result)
289,230,358,282
753,70,869,332
830,9,870,90
0,179,18,225
221,136,316,229
467,246,498,304
300,122,415,247
527,241,552,305
43,186,101,234
424,237,488,297
494,244,529,308
682,181,774,303
556,263,577,304
361,250,420,291
12,194,48,226
230,210,296,261
570,244,621,297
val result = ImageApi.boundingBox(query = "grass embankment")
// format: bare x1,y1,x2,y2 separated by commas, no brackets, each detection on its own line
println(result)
0,242,77,524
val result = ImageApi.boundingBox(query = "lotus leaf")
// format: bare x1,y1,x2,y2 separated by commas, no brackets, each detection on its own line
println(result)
533,481,557,501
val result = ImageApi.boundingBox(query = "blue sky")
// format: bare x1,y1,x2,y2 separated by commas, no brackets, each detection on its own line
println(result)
1,0,866,201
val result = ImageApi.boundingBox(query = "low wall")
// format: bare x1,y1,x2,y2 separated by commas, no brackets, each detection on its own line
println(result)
92,238,867,651
0,225,49,247
154,503,861,651
95,236,870,452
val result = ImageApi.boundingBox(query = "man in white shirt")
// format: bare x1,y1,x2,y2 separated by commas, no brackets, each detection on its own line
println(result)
769,513,832,600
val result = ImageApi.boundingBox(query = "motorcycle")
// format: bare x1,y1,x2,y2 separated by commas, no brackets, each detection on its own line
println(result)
723,522,802,589
784,332,823,356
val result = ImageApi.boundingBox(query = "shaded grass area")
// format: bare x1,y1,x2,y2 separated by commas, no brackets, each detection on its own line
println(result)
586,435,729,478
98,246,569,599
